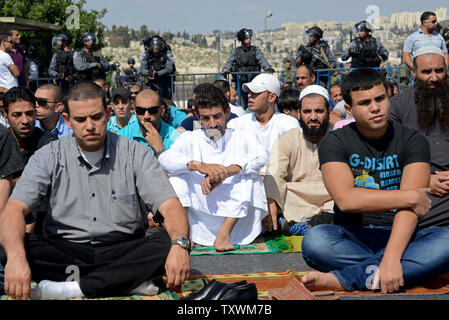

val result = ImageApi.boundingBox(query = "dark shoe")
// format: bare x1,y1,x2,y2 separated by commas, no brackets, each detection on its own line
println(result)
220,283,258,301
183,280,247,300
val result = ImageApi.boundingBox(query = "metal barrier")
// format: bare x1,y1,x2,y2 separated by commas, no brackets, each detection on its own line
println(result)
32,66,415,110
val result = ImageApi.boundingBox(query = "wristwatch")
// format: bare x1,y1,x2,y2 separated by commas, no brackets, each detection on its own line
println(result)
172,237,191,251
156,147,165,157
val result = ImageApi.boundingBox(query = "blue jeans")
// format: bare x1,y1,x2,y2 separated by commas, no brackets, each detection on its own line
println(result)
301,224,449,291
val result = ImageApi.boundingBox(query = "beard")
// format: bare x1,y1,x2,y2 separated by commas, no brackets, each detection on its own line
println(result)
204,127,224,142
299,115,330,141
415,77,449,130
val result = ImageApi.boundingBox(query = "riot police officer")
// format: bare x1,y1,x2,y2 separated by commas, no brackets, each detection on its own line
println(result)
48,32,75,87
140,35,176,100
342,21,389,68
124,57,139,84
222,28,274,108
295,26,336,71
73,32,110,82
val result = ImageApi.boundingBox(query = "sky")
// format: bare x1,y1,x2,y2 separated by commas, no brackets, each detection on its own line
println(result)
84,0,449,34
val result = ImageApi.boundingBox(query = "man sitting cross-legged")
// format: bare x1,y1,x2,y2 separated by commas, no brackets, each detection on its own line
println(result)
159,85,269,252
301,68,449,294
0,81,190,300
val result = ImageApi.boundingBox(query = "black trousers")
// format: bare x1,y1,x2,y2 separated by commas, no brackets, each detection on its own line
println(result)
1,231,171,298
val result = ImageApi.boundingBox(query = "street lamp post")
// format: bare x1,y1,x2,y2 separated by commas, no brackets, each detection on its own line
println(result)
264,11,272,50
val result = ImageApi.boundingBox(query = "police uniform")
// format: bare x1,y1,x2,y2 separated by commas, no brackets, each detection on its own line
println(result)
48,48,75,85
342,36,389,68
73,49,110,82
140,47,175,99
296,41,336,71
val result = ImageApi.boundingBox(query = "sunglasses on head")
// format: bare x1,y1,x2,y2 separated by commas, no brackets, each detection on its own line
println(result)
134,106,160,115
36,97,58,107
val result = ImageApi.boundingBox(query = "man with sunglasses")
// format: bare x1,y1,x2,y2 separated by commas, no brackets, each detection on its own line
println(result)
0,33,19,89
107,87,136,133
35,84,72,138
117,89,179,157
403,11,449,71
129,84,142,110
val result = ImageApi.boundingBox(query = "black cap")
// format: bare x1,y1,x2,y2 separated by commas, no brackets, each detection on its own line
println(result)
111,87,130,100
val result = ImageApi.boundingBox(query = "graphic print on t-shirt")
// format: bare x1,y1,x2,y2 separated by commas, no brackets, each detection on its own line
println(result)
349,153,401,191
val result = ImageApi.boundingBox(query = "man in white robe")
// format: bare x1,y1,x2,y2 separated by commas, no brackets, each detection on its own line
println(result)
159,85,269,252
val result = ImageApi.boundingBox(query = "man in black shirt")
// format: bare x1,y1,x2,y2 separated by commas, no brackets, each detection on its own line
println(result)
300,68,449,294
390,46,449,228
2,87,56,168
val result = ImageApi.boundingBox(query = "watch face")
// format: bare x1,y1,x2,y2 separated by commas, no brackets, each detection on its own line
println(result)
180,238,190,249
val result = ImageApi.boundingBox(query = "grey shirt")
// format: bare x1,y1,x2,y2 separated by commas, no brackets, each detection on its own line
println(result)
10,131,178,244
140,50,175,77
390,87,449,228
341,37,389,62
73,49,110,72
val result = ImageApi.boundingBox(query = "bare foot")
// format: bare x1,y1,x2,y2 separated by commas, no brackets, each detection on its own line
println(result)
301,271,346,292
213,230,234,252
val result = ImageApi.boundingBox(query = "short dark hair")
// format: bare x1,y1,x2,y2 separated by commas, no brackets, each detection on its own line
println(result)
2,86,36,114
341,68,388,106
37,83,63,102
421,11,436,24
63,81,107,116
193,83,229,113
212,79,231,96
278,87,300,112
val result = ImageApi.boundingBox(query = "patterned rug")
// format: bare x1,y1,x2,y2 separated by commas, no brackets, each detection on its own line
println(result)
190,235,303,255
176,270,449,300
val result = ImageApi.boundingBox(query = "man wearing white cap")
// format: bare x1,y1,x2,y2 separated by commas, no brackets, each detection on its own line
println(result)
227,73,300,232
227,73,300,165
391,46,449,229
265,85,334,235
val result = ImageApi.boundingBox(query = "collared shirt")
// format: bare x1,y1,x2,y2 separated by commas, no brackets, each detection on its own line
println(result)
10,131,177,244
107,113,137,133
403,28,448,54
116,118,180,153
159,128,269,245
35,114,73,138
166,104,188,128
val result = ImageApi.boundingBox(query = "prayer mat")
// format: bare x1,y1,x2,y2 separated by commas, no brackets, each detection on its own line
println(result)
189,235,303,255
175,270,449,300
0,281,178,300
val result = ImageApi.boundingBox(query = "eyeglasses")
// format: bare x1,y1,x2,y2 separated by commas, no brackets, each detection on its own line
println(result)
130,91,140,95
36,98,59,107
134,106,160,115
3,40,13,44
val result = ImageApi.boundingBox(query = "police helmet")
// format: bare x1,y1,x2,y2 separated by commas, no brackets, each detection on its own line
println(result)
80,32,98,45
127,57,136,65
52,33,73,48
354,21,372,33
442,28,449,41
143,35,165,51
27,44,36,52
306,26,323,39
112,62,120,68
236,28,253,42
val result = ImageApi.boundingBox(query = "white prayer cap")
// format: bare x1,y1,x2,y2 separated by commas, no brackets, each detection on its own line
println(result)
242,73,281,97
412,46,445,59
299,84,331,103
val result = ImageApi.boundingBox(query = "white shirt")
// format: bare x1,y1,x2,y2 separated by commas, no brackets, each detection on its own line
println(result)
0,50,18,89
227,111,300,173
228,103,246,117
159,128,269,246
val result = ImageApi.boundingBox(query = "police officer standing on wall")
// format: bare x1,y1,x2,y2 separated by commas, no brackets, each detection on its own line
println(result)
124,57,139,82
73,32,110,82
48,33,75,87
140,35,176,100
222,28,274,108
443,28,449,55
296,26,336,71
341,21,389,68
